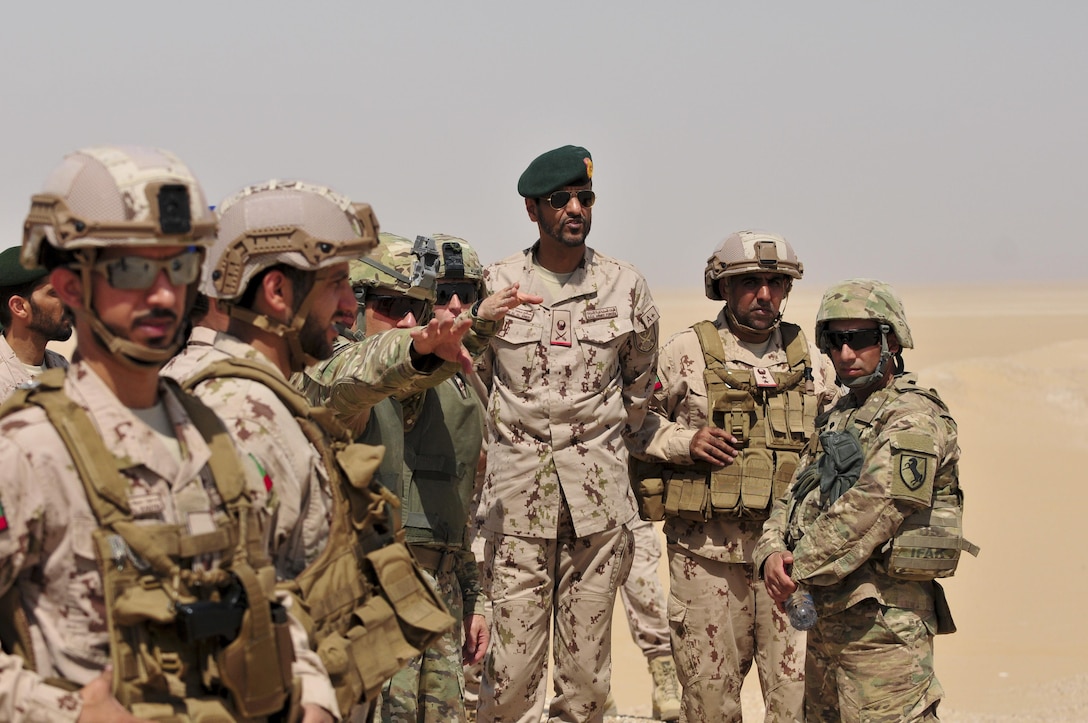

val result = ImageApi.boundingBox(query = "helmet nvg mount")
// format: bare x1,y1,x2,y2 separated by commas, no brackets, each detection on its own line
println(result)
704,230,803,301
21,145,216,367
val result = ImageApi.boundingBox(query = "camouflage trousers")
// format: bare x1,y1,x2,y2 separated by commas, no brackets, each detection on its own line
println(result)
378,564,466,722
806,599,943,722
479,514,633,723
617,519,671,660
666,546,805,723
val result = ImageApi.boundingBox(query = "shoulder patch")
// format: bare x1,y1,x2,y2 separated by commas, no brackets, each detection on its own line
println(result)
635,326,658,354
889,430,936,506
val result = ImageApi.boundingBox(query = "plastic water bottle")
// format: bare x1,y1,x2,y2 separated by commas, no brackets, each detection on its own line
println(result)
785,588,818,631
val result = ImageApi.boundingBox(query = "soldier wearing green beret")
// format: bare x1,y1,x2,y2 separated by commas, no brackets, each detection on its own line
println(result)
0,245,72,399
477,145,661,723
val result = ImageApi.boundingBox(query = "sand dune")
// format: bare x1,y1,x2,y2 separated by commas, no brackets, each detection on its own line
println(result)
605,283,1088,721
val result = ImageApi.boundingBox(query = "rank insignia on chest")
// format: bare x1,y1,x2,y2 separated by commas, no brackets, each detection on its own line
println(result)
753,368,778,388
551,309,572,347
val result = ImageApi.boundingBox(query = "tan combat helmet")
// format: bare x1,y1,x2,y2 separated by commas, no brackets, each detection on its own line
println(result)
21,145,217,367
704,229,804,301
206,180,379,369
431,233,485,306
815,278,913,388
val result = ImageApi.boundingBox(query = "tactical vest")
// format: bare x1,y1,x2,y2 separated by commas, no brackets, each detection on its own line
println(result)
182,358,454,716
791,377,980,582
0,368,296,721
633,321,817,522
360,374,482,549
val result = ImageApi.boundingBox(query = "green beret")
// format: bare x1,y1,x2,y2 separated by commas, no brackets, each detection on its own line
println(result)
517,145,593,198
0,246,47,288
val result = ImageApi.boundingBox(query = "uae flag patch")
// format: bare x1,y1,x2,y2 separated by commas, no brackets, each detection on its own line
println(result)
0,498,8,532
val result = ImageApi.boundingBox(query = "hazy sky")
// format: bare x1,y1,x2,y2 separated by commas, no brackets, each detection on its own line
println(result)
2,2,1085,290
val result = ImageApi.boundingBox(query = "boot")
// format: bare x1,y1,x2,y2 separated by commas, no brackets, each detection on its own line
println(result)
649,655,681,722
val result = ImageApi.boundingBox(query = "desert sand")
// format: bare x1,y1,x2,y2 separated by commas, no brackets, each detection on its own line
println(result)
602,283,1088,722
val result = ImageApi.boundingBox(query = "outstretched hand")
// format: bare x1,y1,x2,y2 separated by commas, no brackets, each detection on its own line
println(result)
411,297,473,374
475,282,543,323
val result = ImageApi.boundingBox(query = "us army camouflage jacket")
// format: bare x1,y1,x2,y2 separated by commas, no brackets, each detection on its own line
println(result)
163,330,333,581
294,328,460,438
627,310,838,563
0,333,68,401
475,243,659,538
754,373,959,615
0,361,336,721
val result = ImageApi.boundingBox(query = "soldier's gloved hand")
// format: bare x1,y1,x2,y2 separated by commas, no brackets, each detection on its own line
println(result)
474,282,543,322
77,666,153,722
689,426,738,466
410,299,473,374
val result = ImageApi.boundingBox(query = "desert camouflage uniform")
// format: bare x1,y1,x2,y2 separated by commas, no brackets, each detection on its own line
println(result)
617,519,671,659
754,373,955,722
163,332,332,579
476,243,658,723
627,309,837,723
369,373,486,722
0,362,337,721
0,333,68,400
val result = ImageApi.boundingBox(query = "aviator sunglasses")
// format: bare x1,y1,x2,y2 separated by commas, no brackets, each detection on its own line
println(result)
368,294,430,320
545,189,596,210
818,328,884,353
435,282,479,306
92,251,202,290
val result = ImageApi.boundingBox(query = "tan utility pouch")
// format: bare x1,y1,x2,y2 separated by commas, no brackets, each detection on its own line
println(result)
883,493,980,581
367,542,454,653
216,564,292,719
629,458,667,521
663,466,710,521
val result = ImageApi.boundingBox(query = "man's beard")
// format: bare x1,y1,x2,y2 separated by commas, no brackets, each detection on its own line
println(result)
541,212,591,248
28,299,74,342
299,310,334,361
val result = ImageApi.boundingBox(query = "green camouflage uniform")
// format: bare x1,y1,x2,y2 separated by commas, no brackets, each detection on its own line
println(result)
754,374,957,722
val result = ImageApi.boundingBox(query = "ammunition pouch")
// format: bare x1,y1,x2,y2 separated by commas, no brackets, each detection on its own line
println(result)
881,492,980,582
629,458,667,521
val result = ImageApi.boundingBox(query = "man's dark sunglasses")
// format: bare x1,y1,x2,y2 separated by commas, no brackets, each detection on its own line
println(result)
435,282,479,306
819,328,883,353
368,295,430,320
545,190,596,210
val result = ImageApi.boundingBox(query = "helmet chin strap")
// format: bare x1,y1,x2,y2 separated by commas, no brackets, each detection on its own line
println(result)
840,323,898,390
723,294,789,342
224,274,324,373
77,255,191,370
